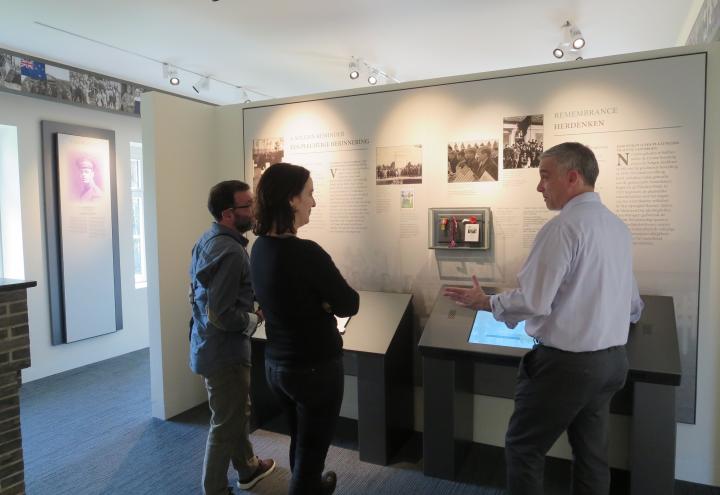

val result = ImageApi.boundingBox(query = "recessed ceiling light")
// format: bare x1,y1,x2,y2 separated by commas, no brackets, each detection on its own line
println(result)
163,63,181,86
368,69,378,85
349,58,360,80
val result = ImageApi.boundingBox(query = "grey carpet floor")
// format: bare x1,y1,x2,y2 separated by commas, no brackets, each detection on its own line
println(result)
19,349,504,495
19,349,719,495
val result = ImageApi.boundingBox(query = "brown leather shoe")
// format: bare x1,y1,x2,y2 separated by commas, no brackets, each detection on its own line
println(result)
237,458,276,490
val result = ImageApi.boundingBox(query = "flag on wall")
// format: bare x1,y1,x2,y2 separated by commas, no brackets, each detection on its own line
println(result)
20,59,46,80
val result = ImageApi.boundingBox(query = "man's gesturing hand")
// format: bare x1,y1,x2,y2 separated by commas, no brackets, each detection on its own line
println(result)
443,275,491,311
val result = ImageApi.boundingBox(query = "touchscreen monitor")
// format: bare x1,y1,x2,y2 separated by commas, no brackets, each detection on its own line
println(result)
468,311,534,349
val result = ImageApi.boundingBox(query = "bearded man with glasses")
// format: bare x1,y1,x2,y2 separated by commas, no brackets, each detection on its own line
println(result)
189,180,275,495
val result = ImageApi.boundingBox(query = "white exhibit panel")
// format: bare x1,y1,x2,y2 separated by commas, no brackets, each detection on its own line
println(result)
41,121,124,346
56,133,119,342
244,53,706,423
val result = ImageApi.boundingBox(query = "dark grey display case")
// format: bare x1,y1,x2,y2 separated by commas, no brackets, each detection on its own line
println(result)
419,289,681,495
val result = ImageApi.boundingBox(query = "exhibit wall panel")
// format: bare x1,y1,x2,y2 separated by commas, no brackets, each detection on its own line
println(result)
243,52,706,424
675,42,720,486
142,92,218,419
0,90,149,382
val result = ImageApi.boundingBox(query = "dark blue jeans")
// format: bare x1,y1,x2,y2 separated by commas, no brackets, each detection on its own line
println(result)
265,356,344,495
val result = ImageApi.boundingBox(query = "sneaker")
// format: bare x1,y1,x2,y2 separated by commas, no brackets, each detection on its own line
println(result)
320,471,337,495
237,458,276,490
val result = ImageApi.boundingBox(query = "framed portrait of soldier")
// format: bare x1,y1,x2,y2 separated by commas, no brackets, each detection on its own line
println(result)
41,121,123,344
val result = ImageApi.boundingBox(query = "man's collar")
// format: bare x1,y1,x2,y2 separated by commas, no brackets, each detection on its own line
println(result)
562,191,599,210
212,222,249,246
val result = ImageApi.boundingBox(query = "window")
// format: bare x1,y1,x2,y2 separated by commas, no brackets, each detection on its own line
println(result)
130,142,147,288
0,124,23,279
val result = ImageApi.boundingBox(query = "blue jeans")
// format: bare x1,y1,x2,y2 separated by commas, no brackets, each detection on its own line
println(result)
202,364,259,495
265,357,344,495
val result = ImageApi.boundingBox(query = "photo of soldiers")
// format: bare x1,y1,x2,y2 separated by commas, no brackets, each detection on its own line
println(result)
376,144,423,185
92,79,122,110
447,139,499,183
70,72,92,105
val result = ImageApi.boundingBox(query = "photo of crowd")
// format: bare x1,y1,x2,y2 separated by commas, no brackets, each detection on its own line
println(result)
69,72,124,110
503,115,544,169
376,144,423,185
447,139,499,183
0,49,144,115
252,138,284,189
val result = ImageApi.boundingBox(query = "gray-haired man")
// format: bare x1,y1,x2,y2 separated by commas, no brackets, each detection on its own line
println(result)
445,142,643,494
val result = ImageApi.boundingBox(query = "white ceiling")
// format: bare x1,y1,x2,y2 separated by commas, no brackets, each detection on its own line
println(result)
0,0,705,105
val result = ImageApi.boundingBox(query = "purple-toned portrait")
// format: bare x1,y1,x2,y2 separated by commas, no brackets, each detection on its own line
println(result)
57,134,109,203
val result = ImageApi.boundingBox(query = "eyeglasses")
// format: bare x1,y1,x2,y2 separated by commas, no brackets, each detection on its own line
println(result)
227,203,253,211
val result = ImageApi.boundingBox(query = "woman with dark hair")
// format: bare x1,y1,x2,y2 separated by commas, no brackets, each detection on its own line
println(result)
250,163,359,495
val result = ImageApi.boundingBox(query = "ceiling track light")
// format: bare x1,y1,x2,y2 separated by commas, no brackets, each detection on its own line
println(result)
569,23,585,49
349,57,360,80
552,21,586,60
368,68,379,85
237,86,252,103
162,63,180,86
32,22,276,100
192,76,210,93
348,57,400,86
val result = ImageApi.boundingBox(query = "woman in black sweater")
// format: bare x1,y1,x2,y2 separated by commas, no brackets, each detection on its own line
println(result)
250,163,359,495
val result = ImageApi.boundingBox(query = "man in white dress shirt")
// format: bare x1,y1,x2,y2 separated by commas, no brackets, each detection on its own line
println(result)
445,142,643,495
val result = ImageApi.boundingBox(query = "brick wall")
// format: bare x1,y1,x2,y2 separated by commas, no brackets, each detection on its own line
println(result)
0,289,31,495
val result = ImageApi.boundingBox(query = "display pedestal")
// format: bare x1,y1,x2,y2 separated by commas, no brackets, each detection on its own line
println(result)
251,290,414,466
419,292,681,495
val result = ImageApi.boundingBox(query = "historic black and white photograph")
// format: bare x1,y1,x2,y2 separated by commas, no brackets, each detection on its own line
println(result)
447,139,499,183
120,83,143,114
503,115,544,169
3,50,144,115
252,137,284,189
0,53,21,91
376,144,422,185
92,78,122,111
46,65,72,101
70,71,93,105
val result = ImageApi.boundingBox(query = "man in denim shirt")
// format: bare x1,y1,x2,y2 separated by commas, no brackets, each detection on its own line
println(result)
190,180,275,495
